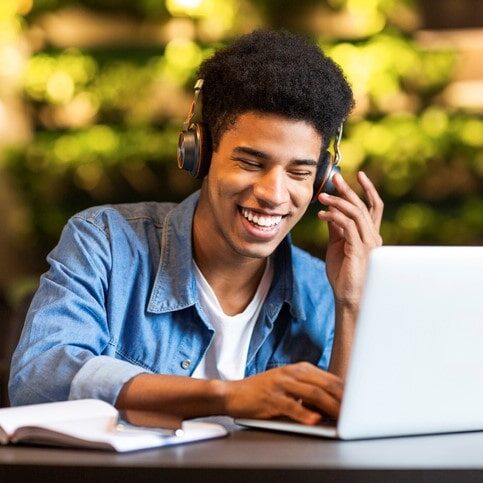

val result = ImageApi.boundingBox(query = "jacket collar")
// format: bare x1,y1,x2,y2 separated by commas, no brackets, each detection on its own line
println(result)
147,190,306,320
147,191,199,313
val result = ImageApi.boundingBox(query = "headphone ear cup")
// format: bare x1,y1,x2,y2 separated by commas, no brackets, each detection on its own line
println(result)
197,123,212,179
177,128,196,174
323,164,340,196
177,123,212,179
311,151,340,203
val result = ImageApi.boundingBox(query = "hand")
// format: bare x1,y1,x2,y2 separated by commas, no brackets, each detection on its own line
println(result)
222,362,343,425
317,171,383,310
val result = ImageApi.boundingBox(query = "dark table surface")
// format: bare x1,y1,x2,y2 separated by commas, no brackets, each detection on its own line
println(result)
2,417,483,482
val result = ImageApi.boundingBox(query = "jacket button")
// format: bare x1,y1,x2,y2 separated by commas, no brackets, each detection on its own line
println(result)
181,359,191,370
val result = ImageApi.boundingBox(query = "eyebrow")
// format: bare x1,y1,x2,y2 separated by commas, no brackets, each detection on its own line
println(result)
232,146,318,166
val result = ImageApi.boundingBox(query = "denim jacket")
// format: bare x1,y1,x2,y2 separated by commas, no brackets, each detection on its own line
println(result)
9,191,335,406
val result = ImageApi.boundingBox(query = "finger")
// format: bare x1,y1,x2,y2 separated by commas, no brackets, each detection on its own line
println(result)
328,219,344,241
284,362,344,400
283,380,341,419
331,173,370,215
318,196,376,245
357,171,384,231
277,395,322,425
318,207,365,249
319,178,378,243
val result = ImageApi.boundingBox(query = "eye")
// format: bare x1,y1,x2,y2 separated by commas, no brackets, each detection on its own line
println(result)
288,170,313,180
233,158,262,170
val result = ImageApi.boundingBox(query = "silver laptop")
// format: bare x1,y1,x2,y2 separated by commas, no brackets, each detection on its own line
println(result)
236,246,483,440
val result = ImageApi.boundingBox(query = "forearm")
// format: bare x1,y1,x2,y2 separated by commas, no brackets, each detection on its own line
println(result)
115,373,228,419
328,303,358,380
116,363,344,424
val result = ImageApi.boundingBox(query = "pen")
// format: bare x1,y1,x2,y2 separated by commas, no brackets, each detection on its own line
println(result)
114,418,184,437
114,410,184,437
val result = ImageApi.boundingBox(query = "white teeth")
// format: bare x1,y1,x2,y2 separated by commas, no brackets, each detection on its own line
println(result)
241,208,283,228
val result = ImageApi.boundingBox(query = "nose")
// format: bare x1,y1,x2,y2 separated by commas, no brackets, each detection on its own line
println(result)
253,166,290,207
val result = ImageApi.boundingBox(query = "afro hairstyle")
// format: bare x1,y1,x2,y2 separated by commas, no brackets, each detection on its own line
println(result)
197,29,354,152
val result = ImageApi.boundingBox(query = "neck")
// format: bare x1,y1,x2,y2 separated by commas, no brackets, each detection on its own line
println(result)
192,204,268,315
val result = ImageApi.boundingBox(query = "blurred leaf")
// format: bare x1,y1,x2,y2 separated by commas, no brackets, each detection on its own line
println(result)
1,0,482,279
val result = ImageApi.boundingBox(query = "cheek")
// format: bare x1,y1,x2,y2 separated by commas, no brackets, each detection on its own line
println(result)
289,180,315,208
211,170,253,199
206,172,245,216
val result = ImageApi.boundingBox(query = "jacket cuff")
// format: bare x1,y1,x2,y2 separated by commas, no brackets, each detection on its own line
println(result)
68,356,148,405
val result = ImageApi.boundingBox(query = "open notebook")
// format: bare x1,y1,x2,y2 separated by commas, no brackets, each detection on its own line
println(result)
0,399,227,452
237,246,483,440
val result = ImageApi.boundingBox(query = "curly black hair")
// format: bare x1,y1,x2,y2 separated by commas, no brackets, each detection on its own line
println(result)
198,29,354,151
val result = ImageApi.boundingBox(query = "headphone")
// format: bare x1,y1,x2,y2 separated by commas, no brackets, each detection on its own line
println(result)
177,79,344,202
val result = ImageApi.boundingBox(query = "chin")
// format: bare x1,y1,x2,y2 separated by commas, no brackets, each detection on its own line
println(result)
231,239,281,260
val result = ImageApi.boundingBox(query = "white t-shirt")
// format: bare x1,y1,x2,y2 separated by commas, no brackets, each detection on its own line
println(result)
191,258,273,380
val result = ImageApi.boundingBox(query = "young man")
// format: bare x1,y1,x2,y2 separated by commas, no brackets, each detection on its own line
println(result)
9,30,383,425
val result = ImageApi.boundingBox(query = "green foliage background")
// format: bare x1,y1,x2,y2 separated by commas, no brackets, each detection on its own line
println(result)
1,0,482,276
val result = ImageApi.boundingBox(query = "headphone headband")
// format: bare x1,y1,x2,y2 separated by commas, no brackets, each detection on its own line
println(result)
182,79,204,131
333,122,343,165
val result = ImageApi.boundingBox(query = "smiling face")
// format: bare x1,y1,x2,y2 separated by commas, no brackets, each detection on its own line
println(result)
193,111,323,264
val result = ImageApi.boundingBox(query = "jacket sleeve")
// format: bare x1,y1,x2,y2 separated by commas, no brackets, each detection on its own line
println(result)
8,214,146,406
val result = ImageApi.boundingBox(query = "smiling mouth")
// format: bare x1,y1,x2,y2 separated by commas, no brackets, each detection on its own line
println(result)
239,207,285,229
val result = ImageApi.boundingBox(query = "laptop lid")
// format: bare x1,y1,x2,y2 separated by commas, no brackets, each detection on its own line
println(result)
237,246,483,440
338,246,483,439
